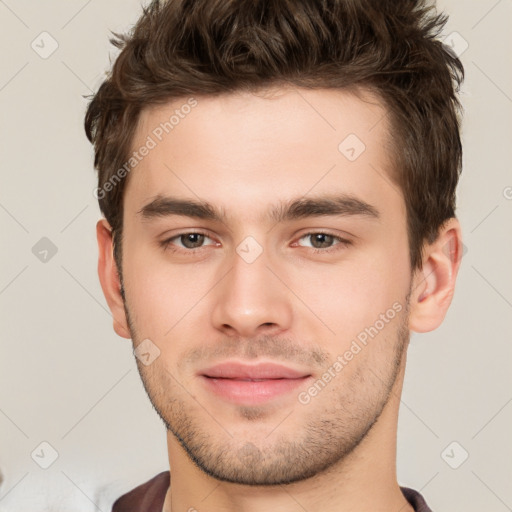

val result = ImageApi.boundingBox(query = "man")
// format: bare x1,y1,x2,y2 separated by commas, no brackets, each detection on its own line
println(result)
85,0,464,510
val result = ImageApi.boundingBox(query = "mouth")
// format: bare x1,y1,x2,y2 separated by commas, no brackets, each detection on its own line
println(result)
198,361,312,404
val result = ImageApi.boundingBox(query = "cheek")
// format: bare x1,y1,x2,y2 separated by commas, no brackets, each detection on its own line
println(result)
291,239,410,347
122,245,174,337
122,243,216,340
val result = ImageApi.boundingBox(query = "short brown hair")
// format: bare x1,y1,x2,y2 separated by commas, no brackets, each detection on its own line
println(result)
85,0,464,272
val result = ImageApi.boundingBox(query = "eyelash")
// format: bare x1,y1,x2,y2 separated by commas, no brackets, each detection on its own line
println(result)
159,230,352,255
298,233,352,254
160,231,218,253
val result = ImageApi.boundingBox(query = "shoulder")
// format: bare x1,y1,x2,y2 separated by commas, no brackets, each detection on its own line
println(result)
400,486,434,512
112,471,170,512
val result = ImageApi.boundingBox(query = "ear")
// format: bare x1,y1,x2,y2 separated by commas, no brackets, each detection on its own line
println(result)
96,219,131,339
409,218,463,333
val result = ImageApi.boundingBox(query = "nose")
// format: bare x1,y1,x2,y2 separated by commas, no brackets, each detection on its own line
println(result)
211,245,293,339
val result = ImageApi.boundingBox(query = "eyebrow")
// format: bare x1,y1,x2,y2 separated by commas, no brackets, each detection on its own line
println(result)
137,193,380,224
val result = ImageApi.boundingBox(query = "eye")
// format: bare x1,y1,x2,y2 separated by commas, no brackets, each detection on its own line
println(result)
160,231,217,252
295,232,351,254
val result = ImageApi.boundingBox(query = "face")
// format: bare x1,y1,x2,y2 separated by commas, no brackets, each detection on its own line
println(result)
118,87,413,485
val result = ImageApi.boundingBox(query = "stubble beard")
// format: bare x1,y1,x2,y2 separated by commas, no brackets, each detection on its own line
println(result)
123,295,410,486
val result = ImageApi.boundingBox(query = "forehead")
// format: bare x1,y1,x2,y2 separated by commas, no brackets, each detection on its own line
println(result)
124,87,400,224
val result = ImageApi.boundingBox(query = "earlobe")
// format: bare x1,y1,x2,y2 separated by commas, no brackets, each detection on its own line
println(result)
409,218,463,333
96,219,131,339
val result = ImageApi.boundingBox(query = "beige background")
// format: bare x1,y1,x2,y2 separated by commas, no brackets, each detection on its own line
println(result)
0,0,511,510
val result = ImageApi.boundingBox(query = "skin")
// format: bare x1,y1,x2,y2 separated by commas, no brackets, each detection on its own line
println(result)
97,87,462,512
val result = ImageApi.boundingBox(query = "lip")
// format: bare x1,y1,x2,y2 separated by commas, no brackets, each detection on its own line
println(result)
200,361,310,380
198,361,312,405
